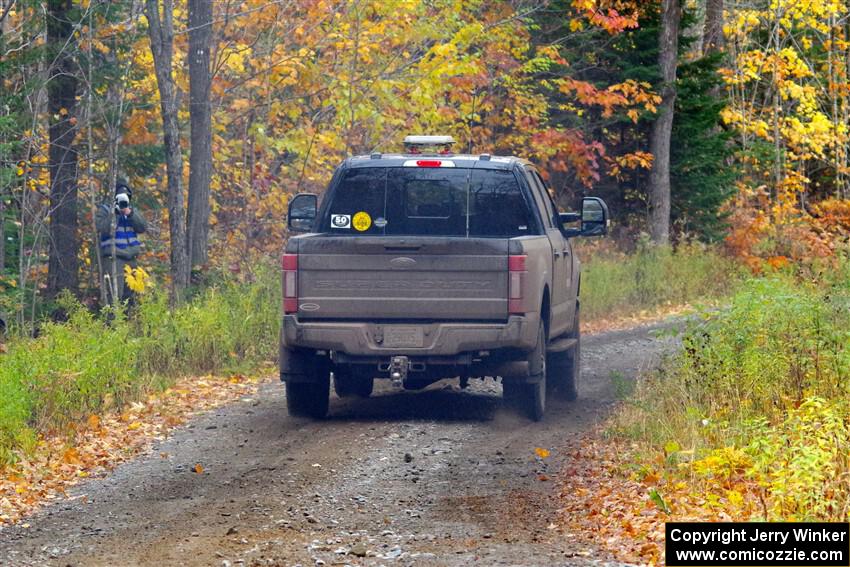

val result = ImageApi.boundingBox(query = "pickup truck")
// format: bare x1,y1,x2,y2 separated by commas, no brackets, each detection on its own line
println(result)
280,137,609,421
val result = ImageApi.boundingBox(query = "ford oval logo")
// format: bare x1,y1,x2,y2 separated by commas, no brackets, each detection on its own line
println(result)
299,303,320,311
390,257,417,268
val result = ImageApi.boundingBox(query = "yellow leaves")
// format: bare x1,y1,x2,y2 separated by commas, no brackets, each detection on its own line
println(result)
534,447,551,459
608,151,653,179
692,447,752,480
193,463,204,474
722,0,850,208
753,120,770,139
221,44,250,74
124,265,152,294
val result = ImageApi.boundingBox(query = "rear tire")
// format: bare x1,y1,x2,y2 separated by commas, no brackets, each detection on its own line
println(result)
521,320,547,421
549,303,580,401
286,375,330,419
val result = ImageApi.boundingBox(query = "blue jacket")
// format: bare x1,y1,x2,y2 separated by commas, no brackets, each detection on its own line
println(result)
95,203,147,260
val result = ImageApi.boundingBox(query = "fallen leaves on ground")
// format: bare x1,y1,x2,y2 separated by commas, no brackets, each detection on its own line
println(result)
558,432,762,566
0,372,264,525
583,303,700,335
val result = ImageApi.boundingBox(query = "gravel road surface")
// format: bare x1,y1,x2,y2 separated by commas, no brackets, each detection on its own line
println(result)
0,322,679,566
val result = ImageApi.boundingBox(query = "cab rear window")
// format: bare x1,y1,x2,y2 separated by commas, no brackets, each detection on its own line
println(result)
319,167,536,237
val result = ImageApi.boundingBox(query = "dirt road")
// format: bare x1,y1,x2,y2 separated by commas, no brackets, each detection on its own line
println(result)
0,323,678,566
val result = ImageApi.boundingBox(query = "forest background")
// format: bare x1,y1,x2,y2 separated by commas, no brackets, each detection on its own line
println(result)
2,0,848,322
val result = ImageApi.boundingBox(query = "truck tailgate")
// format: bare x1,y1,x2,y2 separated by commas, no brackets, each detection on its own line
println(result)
295,237,509,321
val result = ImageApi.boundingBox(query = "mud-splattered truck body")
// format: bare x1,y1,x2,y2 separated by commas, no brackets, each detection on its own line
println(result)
280,138,608,420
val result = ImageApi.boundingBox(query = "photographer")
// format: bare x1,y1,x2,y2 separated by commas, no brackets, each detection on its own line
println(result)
95,183,148,304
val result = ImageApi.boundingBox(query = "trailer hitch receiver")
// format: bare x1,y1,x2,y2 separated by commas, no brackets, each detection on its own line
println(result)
386,356,409,385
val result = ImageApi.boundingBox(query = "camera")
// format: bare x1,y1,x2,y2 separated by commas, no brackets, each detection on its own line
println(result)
115,194,130,212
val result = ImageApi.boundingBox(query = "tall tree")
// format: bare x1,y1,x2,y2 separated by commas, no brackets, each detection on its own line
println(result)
702,0,724,56
145,0,190,296
46,0,80,295
187,0,212,268
647,0,681,245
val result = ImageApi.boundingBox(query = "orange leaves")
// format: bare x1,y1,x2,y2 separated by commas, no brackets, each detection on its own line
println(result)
724,198,839,273
531,129,605,186
766,255,790,270
62,447,82,465
231,98,251,112
534,447,551,459
571,0,640,35
560,79,625,117
125,111,158,145
812,198,850,235
87,413,101,431
193,463,204,474
559,436,667,565
559,79,659,121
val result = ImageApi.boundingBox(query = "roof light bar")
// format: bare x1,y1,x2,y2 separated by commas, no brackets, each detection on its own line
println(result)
403,135,456,156
403,135,455,146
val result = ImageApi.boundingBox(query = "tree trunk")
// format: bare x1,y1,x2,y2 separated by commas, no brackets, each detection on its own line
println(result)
648,0,681,246
46,0,80,296
703,0,724,56
187,0,212,268
145,0,190,297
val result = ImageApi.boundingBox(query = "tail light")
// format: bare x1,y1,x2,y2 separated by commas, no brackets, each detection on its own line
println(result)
282,253,298,314
508,255,527,315
402,159,456,168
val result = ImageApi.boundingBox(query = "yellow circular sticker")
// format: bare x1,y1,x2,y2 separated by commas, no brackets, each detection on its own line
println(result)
352,211,372,232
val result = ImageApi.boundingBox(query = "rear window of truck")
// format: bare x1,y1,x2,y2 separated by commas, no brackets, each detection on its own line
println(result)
320,167,535,237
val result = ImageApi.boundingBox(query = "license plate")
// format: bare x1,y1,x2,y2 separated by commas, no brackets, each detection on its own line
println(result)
383,327,424,348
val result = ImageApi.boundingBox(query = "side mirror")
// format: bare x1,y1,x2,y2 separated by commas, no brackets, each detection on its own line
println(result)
579,197,609,237
287,193,318,233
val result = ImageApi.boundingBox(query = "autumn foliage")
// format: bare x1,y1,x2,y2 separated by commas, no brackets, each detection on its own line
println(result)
0,0,665,318
720,0,850,268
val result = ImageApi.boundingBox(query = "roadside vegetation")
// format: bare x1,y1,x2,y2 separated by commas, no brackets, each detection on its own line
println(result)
0,267,279,464
607,252,850,521
580,240,740,321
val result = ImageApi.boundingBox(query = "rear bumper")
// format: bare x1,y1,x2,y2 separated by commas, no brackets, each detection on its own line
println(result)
281,314,538,357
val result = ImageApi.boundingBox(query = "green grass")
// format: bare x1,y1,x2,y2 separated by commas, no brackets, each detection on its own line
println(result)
0,266,280,464
580,241,741,320
611,257,850,520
